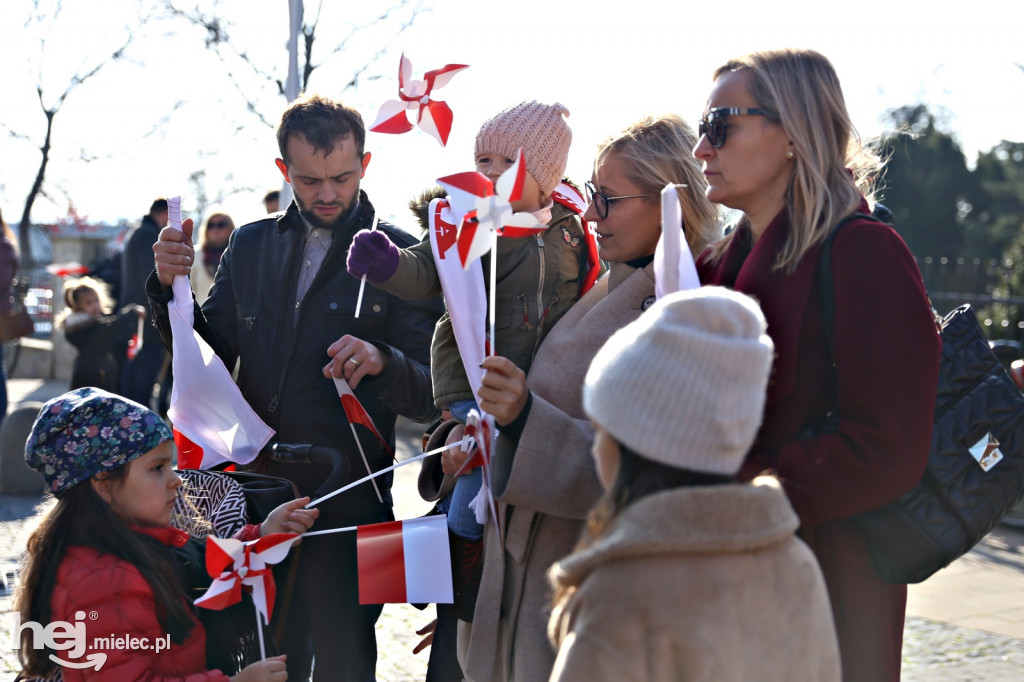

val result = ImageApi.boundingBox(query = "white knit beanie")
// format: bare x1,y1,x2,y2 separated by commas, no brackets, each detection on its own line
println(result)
474,101,571,195
583,287,774,475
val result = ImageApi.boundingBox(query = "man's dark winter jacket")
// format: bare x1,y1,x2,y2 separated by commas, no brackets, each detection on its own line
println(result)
124,213,164,346
148,194,442,513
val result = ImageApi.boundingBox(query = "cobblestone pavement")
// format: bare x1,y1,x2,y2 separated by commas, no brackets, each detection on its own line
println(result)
3,413,1024,680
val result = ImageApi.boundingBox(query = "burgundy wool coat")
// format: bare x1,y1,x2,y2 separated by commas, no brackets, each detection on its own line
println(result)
697,202,941,682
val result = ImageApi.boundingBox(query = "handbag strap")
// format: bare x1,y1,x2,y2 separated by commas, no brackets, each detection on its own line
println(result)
817,211,889,363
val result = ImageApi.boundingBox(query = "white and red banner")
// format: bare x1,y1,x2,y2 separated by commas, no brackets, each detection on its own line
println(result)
427,196,499,526
428,197,488,400
357,515,453,604
165,197,275,469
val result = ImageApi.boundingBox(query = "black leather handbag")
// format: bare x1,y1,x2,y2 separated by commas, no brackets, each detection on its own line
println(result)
820,214,1024,583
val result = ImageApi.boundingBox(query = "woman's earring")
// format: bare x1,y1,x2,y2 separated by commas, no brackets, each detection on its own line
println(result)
786,150,795,159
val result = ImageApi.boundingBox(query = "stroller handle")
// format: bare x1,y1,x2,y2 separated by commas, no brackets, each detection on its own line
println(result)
269,443,351,500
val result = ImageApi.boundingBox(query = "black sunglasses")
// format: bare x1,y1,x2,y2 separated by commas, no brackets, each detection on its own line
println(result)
697,107,770,148
584,181,659,220
208,220,232,229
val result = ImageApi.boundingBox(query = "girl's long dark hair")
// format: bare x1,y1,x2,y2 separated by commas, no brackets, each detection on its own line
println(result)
553,441,733,609
15,467,196,678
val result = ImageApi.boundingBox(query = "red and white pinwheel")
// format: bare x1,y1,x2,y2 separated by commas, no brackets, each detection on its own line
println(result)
194,533,300,625
437,149,547,268
369,53,468,147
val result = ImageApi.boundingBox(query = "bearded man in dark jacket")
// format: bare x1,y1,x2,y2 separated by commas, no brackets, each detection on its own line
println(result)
148,94,442,682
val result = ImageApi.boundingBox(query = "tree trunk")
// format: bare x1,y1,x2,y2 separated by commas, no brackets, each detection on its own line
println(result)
18,109,54,267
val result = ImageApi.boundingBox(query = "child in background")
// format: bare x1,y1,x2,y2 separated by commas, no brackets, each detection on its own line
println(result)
547,288,841,681
60,277,145,392
15,387,319,681
347,100,599,615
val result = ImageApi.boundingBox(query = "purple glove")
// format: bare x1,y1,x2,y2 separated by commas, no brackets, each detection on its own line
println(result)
347,229,400,284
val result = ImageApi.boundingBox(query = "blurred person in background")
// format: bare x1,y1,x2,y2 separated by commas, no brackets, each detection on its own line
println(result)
121,198,169,409
191,211,236,305
0,208,19,426
264,189,281,214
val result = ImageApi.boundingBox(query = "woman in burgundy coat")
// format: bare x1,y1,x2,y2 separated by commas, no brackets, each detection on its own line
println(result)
694,49,941,681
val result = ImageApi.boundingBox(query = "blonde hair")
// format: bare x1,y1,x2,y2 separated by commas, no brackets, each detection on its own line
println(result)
595,114,721,255
704,49,882,273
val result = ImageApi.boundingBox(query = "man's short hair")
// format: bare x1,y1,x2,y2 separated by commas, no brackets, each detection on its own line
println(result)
277,94,366,163
264,189,280,204
149,198,168,215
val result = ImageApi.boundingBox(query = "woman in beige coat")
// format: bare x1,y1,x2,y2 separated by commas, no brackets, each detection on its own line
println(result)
449,114,721,682
547,288,840,681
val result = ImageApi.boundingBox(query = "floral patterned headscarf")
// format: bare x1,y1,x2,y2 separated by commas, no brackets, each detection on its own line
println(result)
25,387,172,497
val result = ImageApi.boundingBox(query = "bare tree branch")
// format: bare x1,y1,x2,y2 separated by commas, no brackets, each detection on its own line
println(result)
14,2,145,263
162,0,428,125
332,0,429,94
139,100,187,140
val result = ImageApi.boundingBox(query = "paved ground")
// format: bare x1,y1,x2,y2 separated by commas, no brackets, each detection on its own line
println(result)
3,379,1024,680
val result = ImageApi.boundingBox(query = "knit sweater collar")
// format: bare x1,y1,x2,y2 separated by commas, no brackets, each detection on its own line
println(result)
550,477,798,589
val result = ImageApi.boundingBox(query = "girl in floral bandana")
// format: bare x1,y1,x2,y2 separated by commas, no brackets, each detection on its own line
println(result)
15,387,318,681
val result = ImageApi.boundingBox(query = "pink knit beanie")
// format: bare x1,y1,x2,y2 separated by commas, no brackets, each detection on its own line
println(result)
474,101,572,195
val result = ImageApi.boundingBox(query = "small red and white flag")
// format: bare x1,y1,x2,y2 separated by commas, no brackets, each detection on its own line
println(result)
165,196,275,469
357,515,453,604
334,376,391,503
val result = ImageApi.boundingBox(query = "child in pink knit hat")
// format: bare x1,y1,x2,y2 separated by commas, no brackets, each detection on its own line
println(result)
348,100,600,617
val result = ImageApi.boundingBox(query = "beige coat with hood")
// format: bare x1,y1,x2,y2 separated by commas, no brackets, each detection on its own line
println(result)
460,261,655,682
547,478,841,682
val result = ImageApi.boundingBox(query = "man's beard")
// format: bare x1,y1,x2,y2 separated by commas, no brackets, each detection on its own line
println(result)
294,194,355,231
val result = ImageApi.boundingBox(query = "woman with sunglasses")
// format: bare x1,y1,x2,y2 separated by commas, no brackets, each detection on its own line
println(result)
694,49,940,682
191,211,236,305
452,114,720,682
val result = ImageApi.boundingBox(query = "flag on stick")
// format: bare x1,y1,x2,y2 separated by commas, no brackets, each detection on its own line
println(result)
165,196,274,469
333,376,389,503
654,184,700,299
357,515,453,604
